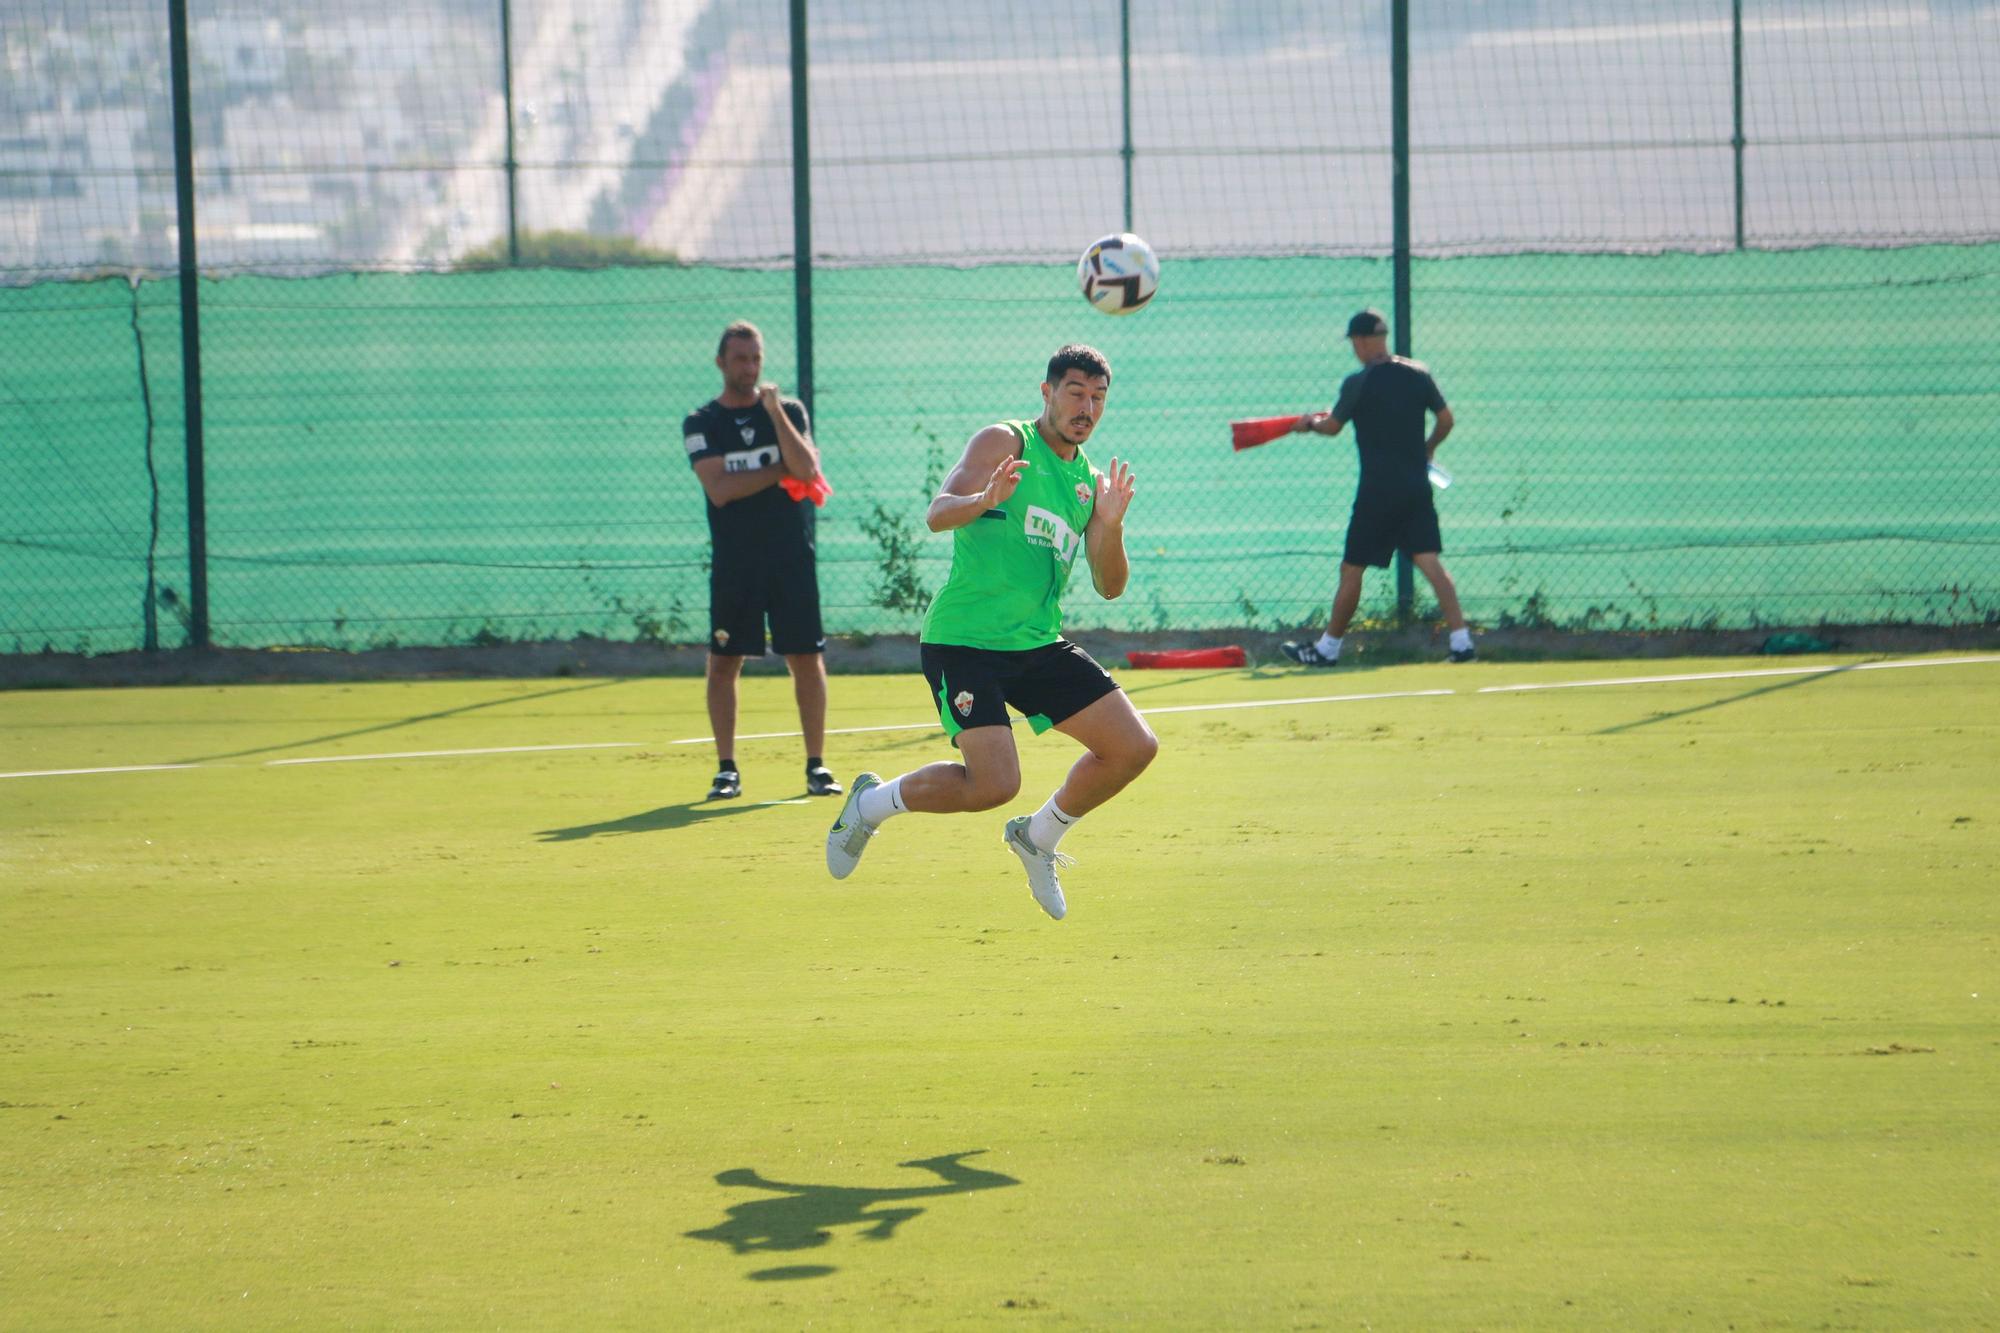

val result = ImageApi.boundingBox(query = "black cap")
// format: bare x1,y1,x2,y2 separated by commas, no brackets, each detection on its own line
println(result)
1346,308,1389,338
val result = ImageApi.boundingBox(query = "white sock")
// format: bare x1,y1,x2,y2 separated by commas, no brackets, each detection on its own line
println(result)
1027,795,1078,854
1449,627,1473,652
1315,632,1343,659
857,775,906,826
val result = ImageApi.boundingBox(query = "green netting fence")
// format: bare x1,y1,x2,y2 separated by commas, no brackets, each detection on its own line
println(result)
8,247,1996,654
5,1,1997,655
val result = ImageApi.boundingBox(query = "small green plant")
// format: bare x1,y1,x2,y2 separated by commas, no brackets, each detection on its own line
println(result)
627,603,666,645
855,427,950,618
1623,578,1663,629
1495,589,1556,631
859,501,933,616
608,594,690,645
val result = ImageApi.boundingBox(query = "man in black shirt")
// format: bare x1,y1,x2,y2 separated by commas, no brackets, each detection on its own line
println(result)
684,321,841,799
1280,309,1475,666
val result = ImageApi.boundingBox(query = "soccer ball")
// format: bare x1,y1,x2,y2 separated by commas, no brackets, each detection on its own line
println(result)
1077,232,1160,316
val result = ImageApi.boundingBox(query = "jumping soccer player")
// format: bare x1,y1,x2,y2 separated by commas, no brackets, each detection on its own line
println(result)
824,344,1157,920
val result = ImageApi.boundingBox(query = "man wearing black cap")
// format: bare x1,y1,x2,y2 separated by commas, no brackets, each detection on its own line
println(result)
1280,308,1475,666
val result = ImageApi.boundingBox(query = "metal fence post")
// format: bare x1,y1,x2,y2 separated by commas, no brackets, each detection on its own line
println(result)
790,0,814,419
500,0,520,265
1121,0,1134,231
1391,0,1414,621
1733,0,1747,251
166,0,209,649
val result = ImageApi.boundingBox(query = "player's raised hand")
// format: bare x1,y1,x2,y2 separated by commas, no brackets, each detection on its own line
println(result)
1094,457,1135,525
981,456,1029,508
756,381,785,415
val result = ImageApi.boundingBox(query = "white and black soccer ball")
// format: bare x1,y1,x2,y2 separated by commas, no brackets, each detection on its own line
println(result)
1077,232,1160,316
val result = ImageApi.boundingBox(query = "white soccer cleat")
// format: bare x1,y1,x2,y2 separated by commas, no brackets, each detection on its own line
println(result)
1003,816,1071,921
825,771,882,880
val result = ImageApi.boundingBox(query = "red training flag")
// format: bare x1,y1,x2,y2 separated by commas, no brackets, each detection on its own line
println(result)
1231,415,1304,451
1125,646,1248,669
780,474,834,506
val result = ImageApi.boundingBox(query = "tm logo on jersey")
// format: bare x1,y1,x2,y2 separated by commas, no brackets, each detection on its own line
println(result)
1023,505,1082,565
724,445,780,473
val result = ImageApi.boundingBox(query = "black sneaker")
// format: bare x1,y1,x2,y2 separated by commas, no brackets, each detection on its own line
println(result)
708,768,742,800
805,764,842,797
1280,640,1339,667
1448,645,1477,663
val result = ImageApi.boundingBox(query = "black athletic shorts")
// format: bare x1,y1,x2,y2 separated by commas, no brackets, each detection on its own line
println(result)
1344,488,1443,568
709,556,824,657
919,639,1121,745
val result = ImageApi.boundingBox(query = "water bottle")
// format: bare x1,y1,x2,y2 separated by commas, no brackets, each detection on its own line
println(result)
1428,461,1453,490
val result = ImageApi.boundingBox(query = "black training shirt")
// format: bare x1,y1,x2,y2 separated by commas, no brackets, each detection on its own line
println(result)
1332,357,1447,495
683,396,815,560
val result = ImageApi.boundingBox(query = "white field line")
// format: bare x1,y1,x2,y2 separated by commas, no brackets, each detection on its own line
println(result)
672,720,940,745
681,659,2000,745
264,742,643,767
670,687,1456,746
5,657,1995,780
0,763,205,780
1476,655,2000,695
1139,687,1455,718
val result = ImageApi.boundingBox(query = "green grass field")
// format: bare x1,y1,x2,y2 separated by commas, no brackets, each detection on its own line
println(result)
4,654,1997,1328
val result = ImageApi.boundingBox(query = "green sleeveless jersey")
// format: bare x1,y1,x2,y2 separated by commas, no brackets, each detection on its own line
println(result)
921,419,1097,650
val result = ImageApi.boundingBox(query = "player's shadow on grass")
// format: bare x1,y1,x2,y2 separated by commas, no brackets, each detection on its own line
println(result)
536,799,774,841
1120,667,1244,695
686,1150,1019,1281
1243,659,1391,681
175,679,629,764
1594,661,1862,735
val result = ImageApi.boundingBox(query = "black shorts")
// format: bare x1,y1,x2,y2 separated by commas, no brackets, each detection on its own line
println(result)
709,557,824,656
1344,489,1443,568
920,640,1121,745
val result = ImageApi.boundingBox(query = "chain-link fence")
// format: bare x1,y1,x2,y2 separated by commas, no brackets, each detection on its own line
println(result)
5,0,1997,654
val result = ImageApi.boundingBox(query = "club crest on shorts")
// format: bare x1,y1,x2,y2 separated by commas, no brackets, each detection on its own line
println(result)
712,628,730,647
953,689,975,717
1076,481,1092,505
